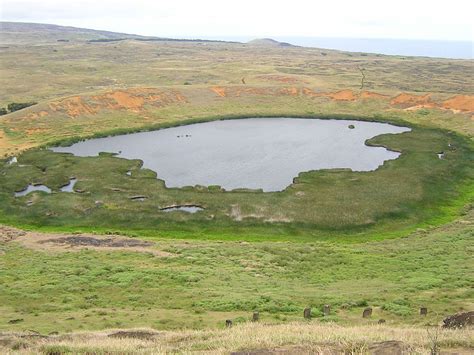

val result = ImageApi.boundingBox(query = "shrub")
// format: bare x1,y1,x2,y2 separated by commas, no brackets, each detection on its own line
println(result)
7,101,37,112
382,300,412,316
41,344,73,354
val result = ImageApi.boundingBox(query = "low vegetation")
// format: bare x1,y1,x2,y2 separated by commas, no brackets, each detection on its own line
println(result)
0,23,472,349
1,211,473,333
1,322,472,354
0,102,37,116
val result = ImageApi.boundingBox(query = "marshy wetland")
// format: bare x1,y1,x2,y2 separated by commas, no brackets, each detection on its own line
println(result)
1,116,472,239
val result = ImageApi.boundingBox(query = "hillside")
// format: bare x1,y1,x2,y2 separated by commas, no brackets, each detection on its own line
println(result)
0,22,473,352
0,22,152,44
247,38,294,47
0,22,236,45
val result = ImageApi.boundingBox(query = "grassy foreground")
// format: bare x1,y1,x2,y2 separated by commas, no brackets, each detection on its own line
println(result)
1,210,473,333
1,322,473,354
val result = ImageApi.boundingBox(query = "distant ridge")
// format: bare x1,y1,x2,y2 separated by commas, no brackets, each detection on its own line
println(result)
0,22,145,44
247,38,294,47
0,22,238,45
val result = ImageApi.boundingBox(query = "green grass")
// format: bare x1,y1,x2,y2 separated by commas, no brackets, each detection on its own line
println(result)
1,212,472,333
0,27,473,336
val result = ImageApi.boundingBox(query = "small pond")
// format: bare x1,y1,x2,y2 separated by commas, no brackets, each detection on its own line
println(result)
15,178,78,197
52,118,410,192
60,178,78,192
15,184,51,197
160,205,203,213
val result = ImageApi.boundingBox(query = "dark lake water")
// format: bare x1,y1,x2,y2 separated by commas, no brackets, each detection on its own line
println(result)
52,118,410,192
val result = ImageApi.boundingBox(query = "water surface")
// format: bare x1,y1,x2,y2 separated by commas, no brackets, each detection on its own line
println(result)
60,178,77,192
161,205,203,213
52,118,410,191
15,184,51,197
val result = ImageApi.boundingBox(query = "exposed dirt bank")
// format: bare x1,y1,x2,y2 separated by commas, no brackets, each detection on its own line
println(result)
0,225,171,256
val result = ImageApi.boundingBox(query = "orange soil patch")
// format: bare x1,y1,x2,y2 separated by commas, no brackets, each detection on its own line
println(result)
390,93,435,108
278,87,299,96
49,96,99,117
104,91,144,111
326,90,357,101
441,95,474,112
360,91,389,99
301,88,357,101
47,88,187,118
211,86,227,97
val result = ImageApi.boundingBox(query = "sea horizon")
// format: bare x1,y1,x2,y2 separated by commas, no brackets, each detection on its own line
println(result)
197,35,473,59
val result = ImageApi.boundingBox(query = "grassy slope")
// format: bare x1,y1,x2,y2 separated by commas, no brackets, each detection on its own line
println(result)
0,24,473,340
0,22,150,45
1,211,473,333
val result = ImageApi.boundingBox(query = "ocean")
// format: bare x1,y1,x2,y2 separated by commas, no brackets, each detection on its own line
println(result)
199,36,473,59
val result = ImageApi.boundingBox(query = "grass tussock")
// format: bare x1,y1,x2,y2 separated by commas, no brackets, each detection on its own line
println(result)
0,322,472,354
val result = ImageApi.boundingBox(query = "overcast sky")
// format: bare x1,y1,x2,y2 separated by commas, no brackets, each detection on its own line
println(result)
1,0,473,41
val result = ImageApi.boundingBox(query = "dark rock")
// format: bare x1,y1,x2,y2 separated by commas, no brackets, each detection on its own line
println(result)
363,307,372,318
303,307,311,319
442,311,473,329
323,304,330,316
108,330,158,340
